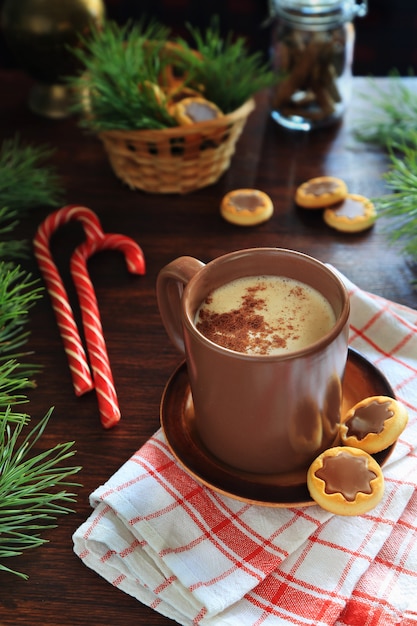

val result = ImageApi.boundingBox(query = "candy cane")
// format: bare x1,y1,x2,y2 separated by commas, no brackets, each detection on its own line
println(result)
33,205,105,396
70,234,145,429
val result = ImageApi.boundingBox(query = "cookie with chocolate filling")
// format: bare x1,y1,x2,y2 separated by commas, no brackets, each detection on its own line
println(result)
167,87,202,109
295,176,348,209
173,97,223,126
307,446,384,516
220,189,274,226
340,395,408,454
323,193,377,232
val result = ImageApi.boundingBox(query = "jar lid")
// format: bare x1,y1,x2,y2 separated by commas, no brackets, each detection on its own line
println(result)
270,0,368,27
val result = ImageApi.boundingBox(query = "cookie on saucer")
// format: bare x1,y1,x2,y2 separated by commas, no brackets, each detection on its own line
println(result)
295,176,348,209
323,194,376,232
220,189,274,226
307,446,384,516
340,395,408,454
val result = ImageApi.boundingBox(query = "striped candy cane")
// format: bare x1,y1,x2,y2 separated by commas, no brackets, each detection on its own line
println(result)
33,205,105,396
70,234,145,429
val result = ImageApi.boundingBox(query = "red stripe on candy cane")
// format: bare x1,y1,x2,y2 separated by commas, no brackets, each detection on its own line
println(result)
70,234,145,429
33,205,105,396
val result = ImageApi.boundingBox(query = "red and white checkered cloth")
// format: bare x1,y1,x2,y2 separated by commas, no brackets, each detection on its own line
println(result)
73,272,417,625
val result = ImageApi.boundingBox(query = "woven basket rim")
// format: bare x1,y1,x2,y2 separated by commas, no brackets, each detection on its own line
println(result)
98,98,255,141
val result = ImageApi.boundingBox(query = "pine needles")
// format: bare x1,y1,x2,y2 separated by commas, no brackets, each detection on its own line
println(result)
0,136,80,579
377,136,417,259
355,75,417,261
0,409,81,578
0,136,63,213
177,20,276,113
0,265,42,358
0,136,64,259
68,18,277,131
70,19,180,131
354,74,417,146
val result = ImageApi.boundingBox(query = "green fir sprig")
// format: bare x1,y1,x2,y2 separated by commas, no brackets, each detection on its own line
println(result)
375,137,417,259
0,408,81,578
0,136,81,579
178,20,277,113
0,136,64,259
0,136,63,212
68,18,277,131
0,264,42,360
69,19,178,131
354,73,417,147
355,74,417,261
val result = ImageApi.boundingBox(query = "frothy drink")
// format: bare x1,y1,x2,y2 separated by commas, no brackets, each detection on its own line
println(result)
195,275,336,355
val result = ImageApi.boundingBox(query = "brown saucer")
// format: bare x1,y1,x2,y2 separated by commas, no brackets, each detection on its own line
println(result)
160,348,395,507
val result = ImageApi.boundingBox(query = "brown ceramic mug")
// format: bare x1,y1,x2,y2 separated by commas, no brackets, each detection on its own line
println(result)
157,248,350,477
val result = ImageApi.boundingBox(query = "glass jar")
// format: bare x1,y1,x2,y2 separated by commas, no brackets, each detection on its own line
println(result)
269,0,367,130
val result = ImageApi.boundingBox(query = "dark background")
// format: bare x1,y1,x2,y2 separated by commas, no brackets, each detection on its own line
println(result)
0,0,416,76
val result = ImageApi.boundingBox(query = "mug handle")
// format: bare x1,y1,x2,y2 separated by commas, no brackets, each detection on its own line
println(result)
156,256,205,353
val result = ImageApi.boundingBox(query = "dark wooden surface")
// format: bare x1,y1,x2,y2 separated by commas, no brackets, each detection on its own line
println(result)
0,71,416,625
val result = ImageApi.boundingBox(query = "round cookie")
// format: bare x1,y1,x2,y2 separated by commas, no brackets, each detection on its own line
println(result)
323,193,376,232
220,189,274,226
167,86,202,107
173,97,223,125
295,176,348,209
340,395,408,454
307,446,384,516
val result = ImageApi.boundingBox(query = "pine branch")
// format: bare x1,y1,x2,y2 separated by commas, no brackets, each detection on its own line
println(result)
0,409,81,579
69,19,177,131
0,361,36,409
0,259,81,581
68,18,277,131
355,74,417,260
354,72,417,147
0,136,64,262
0,263,43,370
374,137,417,259
0,241,29,261
0,136,64,215
0,136,81,579
178,19,277,113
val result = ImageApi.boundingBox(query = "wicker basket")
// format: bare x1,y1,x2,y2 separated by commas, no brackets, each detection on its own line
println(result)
98,98,255,194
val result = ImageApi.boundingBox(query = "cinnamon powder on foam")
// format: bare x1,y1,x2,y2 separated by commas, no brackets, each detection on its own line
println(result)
196,282,305,355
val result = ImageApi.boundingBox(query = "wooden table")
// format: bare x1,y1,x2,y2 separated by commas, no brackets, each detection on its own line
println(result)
1,71,416,625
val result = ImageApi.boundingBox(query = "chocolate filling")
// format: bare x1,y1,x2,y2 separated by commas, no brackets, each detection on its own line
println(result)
229,192,263,212
345,399,394,440
304,180,339,196
315,451,377,501
331,197,366,219
184,101,218,122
